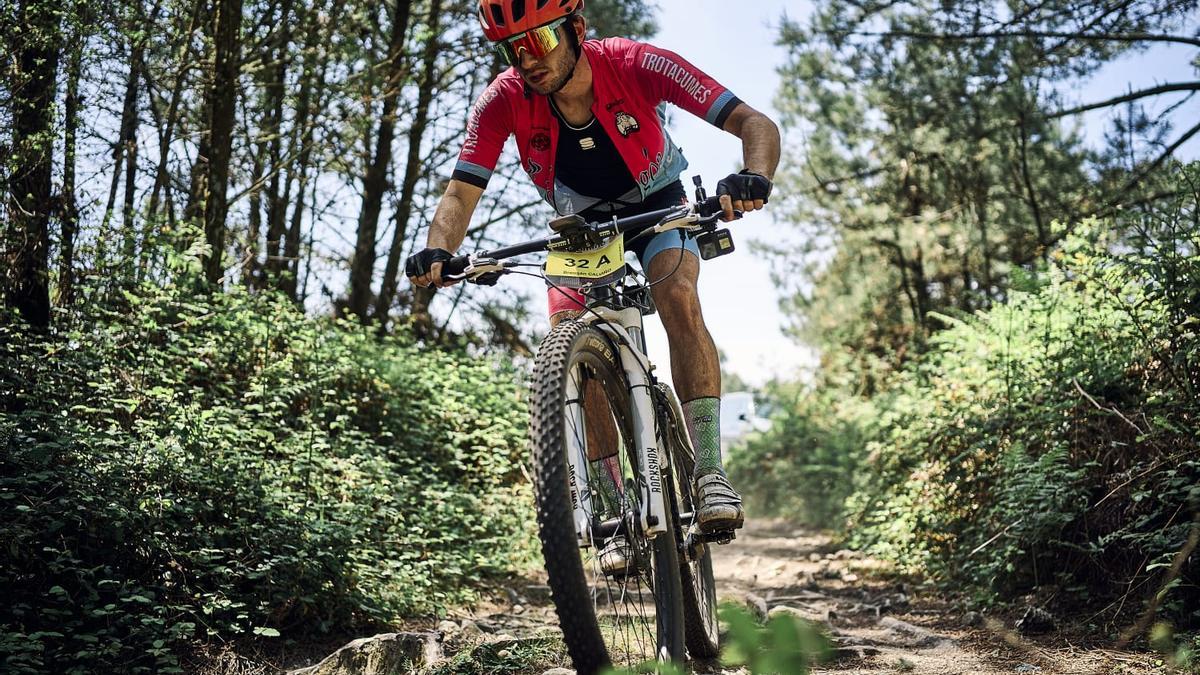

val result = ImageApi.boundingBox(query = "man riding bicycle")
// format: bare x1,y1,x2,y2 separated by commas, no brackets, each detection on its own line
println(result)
407,0,780,549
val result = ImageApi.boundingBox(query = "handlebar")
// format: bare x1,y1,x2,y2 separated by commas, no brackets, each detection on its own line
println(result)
441,193,739,283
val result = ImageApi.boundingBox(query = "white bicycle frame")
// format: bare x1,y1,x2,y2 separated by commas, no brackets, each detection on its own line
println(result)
557,210,707,549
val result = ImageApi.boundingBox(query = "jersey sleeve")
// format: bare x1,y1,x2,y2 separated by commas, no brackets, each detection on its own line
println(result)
627,40,743,128
452,79,512,189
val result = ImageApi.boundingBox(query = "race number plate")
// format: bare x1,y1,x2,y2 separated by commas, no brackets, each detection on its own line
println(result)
545,236,625,279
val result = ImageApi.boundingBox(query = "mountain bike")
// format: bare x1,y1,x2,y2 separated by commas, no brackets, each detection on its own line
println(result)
439,177,740,673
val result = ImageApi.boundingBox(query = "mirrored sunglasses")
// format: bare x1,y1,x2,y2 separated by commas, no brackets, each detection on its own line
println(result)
494,18,567,66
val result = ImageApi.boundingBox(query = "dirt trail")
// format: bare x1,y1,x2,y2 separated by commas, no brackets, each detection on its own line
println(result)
706,519,1162,675
281,519,1169,674
455,519,1168,674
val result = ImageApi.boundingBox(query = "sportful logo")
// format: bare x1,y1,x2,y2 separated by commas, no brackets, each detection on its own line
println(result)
525,158,542,179
639,52,713,105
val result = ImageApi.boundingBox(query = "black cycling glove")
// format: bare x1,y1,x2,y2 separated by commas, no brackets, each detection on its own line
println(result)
405,247,452,279
716,170,773,204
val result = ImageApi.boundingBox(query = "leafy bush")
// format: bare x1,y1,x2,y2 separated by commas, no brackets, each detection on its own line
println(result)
733,163,1200,621
0,282,535,673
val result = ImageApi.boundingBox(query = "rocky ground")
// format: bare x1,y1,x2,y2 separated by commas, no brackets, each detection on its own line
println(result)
210,519,1171,675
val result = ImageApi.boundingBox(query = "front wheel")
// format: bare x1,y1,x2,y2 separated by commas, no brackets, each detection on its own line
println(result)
529,320,685,674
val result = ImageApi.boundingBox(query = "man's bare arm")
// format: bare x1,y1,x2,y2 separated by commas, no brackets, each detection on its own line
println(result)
722,102,781,180
411,179,485,287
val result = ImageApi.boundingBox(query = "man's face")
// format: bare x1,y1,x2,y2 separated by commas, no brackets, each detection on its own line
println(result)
512,20,579,96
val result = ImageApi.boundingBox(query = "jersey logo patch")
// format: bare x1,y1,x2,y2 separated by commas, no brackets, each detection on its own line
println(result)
615,112,640,137
531,132,551,151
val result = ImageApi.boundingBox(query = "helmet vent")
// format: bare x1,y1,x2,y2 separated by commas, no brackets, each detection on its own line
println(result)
489,4,505,25
535,0,549,7
511,0,525,22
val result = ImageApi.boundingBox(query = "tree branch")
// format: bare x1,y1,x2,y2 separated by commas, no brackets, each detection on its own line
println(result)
846,29,1200,49
1048,81,1200,118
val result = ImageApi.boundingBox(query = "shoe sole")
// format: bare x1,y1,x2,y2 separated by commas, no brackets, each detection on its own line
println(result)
697,513,745,535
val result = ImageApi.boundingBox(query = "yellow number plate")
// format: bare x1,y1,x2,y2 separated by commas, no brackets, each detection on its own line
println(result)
545,236,625,279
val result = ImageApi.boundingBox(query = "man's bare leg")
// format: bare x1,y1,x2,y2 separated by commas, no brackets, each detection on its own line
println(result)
646,250,744,532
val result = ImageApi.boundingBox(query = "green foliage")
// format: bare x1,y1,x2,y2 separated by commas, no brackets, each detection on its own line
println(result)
729,383,874,527
739,164,1200,621
0,281,535,673
601,604,831,675
717,603,831,674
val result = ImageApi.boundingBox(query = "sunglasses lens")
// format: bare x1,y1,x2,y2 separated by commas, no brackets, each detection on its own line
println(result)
528,24,561,55
495,21,562,65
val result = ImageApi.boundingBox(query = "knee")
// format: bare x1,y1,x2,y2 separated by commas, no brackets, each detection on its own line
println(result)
654,277,701,324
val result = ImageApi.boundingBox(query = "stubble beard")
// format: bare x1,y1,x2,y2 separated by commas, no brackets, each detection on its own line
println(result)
525,49,577,96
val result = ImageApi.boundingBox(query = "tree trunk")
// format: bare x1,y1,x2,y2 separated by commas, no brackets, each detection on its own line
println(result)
282,0,343,301
3,0,61,328
345,0,413,321
57,36,83,306
148,0,203,225
120,41,144,265
245,143,265,286
263,0,295,285
195,0,245,285
374,0,443,326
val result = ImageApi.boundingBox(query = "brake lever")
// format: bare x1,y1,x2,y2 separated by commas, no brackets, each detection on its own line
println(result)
442,255,508,285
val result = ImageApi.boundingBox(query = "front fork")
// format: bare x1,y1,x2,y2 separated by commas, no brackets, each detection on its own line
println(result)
564,309,669,548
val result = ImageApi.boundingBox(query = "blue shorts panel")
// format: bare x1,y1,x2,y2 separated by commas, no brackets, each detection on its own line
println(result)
630,229,700,270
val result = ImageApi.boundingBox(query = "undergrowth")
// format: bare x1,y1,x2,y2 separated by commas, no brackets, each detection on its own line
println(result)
730,163,1200,632
1,281,536,673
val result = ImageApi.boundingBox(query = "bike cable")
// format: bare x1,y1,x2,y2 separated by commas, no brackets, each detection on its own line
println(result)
508,268,658,383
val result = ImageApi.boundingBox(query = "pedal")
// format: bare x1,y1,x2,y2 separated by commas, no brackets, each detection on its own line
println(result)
702,530,736,545
682,529,737,559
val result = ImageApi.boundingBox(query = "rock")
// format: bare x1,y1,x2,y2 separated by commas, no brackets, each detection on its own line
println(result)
542,669,575,675
830,645,881,660
1014,665,1041,673
841,572,859,583
768,605,823,623
288,632,442,675
743,592,768,623
962,611,983,627
808,552,822,562
878,617,955,649
525,584,552,602
512,604,525,614
1015,606,1056,634
437,620,459,636
459,619,483,637
798,571,818,589
834,549,857,560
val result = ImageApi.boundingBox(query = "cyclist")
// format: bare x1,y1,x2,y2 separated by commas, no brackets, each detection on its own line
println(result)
407,0,780,548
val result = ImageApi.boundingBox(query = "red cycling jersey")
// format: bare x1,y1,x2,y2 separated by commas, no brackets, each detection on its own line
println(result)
451,37,742,215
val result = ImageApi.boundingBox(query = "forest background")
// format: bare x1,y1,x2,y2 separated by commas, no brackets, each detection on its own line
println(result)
3,0,1200,672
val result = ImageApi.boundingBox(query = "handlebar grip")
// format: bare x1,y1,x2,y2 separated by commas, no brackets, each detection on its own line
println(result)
697,195,744,220
442,254,471,279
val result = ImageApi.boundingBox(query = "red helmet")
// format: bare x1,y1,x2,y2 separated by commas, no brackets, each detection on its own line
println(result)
478,0,584,41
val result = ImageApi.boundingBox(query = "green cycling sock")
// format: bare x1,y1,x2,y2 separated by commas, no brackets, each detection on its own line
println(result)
682,397,723,477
